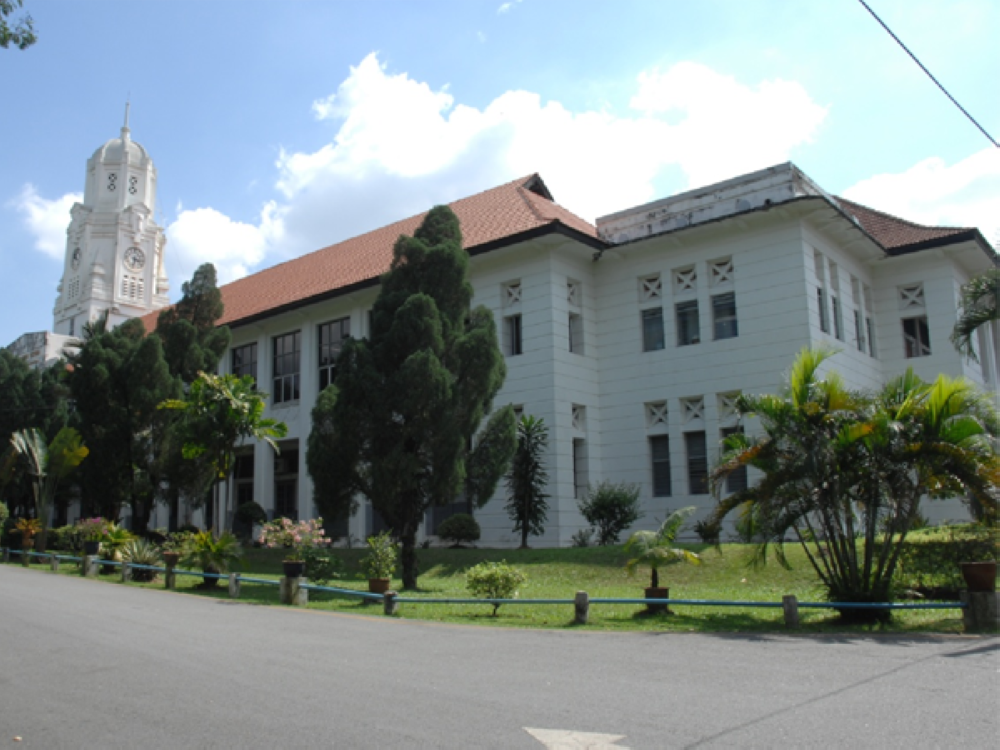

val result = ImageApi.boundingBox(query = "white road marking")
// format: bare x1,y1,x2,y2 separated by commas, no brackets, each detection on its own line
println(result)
524,727,630,749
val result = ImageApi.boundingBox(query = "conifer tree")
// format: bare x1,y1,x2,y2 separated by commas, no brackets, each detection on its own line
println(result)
307,206,517,589
505,415,549,548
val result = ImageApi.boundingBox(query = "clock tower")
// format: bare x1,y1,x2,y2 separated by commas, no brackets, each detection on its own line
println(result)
53,106,169,336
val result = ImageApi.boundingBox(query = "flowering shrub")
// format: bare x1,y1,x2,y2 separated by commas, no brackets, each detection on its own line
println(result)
257,517,330,561
74,517,109,542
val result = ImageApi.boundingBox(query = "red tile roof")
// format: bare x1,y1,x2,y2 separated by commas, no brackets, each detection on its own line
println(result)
145,174,596,331
835,196,975,252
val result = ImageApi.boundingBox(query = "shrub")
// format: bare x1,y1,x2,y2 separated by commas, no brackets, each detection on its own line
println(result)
178,523,200,534
466,560,527,616
121,539,163,582
234,501,268,528
257,517,330,561
302,546,343,586
578,481,643,545
360,531,398,579
180,530,243,588
0,501,8,526
894,524,999,595
437,513,481,547
570,528,593,548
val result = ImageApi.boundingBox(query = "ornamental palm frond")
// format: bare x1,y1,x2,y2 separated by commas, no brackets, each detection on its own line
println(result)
624,506,701,588
951,269,1000,362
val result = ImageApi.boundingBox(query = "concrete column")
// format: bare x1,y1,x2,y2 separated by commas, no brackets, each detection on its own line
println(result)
574,591,590,625
228,573,241,599
961,591,1000,633
83,555,99,578
783,595,799,628
280,576,308,606
384,591,398,616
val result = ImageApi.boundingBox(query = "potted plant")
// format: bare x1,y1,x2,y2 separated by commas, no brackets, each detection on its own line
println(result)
99,521,134,574
160,531,192,569
179,530,243,588
75,517,108,556
361,531,398,593
258,517,330,578
624,506,701,614
16,518,41,565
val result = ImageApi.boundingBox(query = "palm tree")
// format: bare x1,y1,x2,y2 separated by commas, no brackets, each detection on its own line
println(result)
624,506,701,590
951,269,1000,362
504,415,549,548
709,348,999,621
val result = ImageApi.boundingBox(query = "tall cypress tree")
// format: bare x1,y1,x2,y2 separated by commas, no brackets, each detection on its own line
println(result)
307,206,517,589
155,263,231,383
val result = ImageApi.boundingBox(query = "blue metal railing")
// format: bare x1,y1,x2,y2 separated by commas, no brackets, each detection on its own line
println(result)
1,546,969,612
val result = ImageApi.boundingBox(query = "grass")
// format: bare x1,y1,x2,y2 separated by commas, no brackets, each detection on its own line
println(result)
6,542,987,634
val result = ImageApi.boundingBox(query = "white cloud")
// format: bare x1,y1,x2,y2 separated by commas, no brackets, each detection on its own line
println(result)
497,1,523,14
12,186,80,259
842,149,1000,247
165,203,282,285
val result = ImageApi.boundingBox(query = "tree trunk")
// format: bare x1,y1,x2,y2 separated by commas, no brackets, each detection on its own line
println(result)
401,522,418,590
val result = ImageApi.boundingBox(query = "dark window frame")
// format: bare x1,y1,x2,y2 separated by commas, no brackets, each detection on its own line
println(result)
272,331,301,404
676,300,701,346
650,435,672,497
712,292,738,340
318,317,351,391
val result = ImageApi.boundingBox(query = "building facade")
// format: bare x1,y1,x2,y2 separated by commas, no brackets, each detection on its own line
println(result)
151,164,998,543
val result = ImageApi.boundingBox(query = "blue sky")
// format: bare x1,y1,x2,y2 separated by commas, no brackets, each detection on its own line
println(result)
2,0,997,347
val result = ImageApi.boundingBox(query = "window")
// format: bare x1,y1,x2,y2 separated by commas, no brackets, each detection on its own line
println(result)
274,446,299,520
503,314,523,356
272,331,301,404
572,404,586,431
232,343,257,384
641,308,664,351
569,313,583,354
854,310,866,352
573,439,588,500
232,452,256,536
712,293,738,340
676,301,700,346
832,295,844,340
650,435,672,497
318,317,350,391
567,279,581,306
685,431,708,495
817,288,830,334
720,426,748,494
902,316,931,358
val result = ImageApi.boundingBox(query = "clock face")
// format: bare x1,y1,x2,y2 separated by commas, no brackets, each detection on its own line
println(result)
124,246,145,271
71,247,81,270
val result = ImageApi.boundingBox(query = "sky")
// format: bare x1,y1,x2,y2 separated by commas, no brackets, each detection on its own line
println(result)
2,0,998,347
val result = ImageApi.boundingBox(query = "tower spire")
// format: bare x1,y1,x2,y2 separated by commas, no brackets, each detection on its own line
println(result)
122,98,131,138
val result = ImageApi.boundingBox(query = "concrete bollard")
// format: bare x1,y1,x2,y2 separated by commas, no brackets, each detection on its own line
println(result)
121,562,132,582
50,555,60,572
280,576,309,606
384,591,398,616
165,564,176,590
782,595,800,628
228,573,241,599
574,591,590,625
83,555,99,578
961,591,1000,633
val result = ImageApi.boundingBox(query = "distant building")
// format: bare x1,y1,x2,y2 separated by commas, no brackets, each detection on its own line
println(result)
5,108,169,366
148,163,996,542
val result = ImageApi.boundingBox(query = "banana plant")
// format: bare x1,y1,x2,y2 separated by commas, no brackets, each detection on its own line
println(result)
9,427,89,551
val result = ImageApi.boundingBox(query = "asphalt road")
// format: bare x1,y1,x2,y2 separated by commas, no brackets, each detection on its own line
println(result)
1,566,997,749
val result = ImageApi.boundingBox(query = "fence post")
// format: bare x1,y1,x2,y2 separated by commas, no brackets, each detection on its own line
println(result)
961,591,1000,633
21,547,31,567
782,595,799,628
84,555,99,578
50,555,59,572
228,573,241,599
121,562,131,583
281,576,309,606
574,591,590,625
1,547,9,563
165,563,176,590
384,591,398,616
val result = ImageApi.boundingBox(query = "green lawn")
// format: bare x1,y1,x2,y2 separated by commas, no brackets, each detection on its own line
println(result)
9,542,983,634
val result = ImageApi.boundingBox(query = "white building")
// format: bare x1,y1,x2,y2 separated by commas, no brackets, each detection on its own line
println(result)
145,164,997,543
6,111,169,366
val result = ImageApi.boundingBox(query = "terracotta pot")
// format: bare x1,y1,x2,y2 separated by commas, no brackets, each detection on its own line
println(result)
283,560,306,578
960,561,997,593
162,551,180,568
644,586,672,615
368,577,391,594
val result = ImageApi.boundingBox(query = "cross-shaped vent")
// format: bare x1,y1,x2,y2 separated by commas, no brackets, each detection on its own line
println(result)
639,274,662,302
681,396,704,424
898,284,924,310
710,258,734,286
645,401,668,428
504,282,522,307
674,267,697,294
